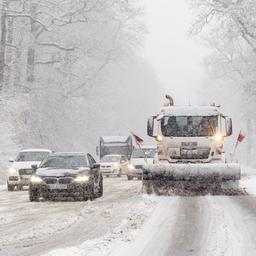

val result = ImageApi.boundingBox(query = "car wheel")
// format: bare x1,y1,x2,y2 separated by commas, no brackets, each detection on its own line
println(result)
127,175,133,180
89,185,95,201
7,182,14,191
84,182,95,201
17,185,23,191
97,175,103,198
29,187,40,202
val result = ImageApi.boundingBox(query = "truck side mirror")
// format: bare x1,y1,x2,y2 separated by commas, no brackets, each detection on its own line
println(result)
225,117,233,136
147,117,155,137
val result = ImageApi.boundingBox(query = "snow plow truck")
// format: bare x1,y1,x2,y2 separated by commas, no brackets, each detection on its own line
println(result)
143,95,241,195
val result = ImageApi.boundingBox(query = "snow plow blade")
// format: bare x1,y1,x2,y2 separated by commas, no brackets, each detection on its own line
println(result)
142,163,243,196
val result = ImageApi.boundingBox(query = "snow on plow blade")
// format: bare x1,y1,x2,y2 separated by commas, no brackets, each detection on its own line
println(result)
142,163,242,196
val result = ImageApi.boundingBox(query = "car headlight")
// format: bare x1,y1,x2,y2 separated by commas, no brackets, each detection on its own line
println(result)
128,164,134,170
113,163,119,168
156,135,163,142
74,175,89,183
8,167,17,175
30,175,43,184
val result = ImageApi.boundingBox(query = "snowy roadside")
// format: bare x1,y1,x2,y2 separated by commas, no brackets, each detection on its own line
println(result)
240,177,256,195
240,166,256,195
0,184,6,191
42,195,160,256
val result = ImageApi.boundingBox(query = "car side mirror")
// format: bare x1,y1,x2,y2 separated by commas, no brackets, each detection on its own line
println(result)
9,158,14,163
225,117,233,136
147,116,155,137
92,163,100,169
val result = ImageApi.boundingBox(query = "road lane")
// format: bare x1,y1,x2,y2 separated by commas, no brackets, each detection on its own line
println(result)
119,195,256,256
0,177,142,256
2,176,256,256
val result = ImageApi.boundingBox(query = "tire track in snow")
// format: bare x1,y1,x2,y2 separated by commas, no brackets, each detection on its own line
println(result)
0,177,142,256
165,197,208,256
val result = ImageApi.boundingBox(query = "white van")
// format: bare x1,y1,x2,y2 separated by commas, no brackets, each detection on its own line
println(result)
127,146,157,180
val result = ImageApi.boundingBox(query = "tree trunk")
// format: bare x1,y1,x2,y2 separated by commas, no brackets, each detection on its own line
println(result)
26,3,37,83
0,0,7,91
5,16,13,93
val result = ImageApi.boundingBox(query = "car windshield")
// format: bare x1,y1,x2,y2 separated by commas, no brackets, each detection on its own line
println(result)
40,155,88,169
132,148,156,158
101,155,120,162
161,116,218,137
15,151,49,162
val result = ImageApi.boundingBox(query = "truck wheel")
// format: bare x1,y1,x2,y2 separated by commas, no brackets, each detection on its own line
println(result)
127,175,133,180
7,182,14,191
29,188,39,202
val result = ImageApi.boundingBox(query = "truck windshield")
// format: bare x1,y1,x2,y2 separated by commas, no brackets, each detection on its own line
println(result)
16,152,49,162
40,155,88,169
132,148,156,158
101,146,130,158
101,155,121,162
161,116,218,137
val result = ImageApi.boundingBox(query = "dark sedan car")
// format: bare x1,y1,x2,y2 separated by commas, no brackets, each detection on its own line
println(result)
29,152,103,201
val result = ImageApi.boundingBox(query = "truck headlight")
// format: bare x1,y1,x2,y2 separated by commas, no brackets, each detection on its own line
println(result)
128,164,134,170
74,175,89,183
30,175,43,184
8,167,17,175
213,133,223,142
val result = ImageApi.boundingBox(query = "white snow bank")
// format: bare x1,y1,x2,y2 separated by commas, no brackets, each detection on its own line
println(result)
111,197,179,256
42,195,160,256
0,185,6,191
241,165,256,176
239,166,256,195
240,177,256,195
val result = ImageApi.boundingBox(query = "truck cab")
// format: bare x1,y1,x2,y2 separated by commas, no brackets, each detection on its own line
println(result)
147,106,233,164
97,136,133,160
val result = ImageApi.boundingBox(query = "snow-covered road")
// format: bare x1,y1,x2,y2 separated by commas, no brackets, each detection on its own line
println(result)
1,174,256,256
0,177,145,256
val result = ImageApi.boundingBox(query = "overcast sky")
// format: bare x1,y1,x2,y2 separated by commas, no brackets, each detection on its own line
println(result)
143,0,210,105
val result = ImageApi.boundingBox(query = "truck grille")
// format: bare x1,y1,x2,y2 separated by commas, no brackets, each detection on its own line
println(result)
19,169,33,175
172,147,211,160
